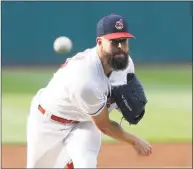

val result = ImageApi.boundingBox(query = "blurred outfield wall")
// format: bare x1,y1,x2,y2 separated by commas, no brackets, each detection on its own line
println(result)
2,1,192,65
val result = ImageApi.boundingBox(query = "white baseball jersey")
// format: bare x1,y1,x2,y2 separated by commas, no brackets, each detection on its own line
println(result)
35,47,134,121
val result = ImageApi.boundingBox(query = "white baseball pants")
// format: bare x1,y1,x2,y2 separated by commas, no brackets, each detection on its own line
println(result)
26,96,102,168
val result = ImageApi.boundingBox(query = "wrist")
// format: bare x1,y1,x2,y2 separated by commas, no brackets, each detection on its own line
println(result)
124,132,140,145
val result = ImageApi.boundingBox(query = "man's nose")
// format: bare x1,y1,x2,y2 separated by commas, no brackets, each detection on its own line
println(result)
118,42,122,48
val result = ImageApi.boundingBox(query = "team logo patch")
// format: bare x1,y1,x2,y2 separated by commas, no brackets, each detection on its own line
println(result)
115,19,124,30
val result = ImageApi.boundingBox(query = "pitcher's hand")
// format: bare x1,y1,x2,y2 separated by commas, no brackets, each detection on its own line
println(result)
133,138,152,156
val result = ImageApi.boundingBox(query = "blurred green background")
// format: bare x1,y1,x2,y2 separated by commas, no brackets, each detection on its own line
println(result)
2,1,192,144
2,65,192,144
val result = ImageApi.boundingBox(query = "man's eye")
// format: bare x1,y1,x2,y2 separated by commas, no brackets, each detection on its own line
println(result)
112,40,120,45
120,39,127,43
112,39,127,45
112,41,118,45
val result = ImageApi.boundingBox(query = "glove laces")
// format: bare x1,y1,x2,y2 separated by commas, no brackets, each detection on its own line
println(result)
120,116,131,126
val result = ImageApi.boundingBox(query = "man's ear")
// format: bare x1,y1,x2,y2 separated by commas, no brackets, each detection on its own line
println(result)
96,37,102,46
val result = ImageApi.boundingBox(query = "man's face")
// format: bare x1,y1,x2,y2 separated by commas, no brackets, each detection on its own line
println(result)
99,37,129,71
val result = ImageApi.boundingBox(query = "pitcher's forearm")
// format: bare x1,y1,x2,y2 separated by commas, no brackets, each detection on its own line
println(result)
100,120,139,145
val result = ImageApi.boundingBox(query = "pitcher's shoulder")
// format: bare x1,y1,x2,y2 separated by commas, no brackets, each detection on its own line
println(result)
71,47,95,59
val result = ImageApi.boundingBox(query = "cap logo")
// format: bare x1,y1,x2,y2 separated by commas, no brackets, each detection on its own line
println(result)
115,19,124,30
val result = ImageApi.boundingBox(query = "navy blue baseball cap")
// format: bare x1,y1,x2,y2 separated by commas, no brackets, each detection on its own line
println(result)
97,14,134,40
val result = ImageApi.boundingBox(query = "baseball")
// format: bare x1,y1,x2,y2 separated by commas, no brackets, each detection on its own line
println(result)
53,36,73,54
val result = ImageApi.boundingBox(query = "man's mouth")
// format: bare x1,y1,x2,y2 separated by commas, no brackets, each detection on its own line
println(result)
114,52,125,57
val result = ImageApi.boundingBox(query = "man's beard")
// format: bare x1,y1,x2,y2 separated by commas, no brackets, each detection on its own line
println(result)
108,51,129,71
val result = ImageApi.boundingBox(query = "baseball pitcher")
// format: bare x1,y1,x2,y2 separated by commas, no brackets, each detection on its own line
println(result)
26,14,152,168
